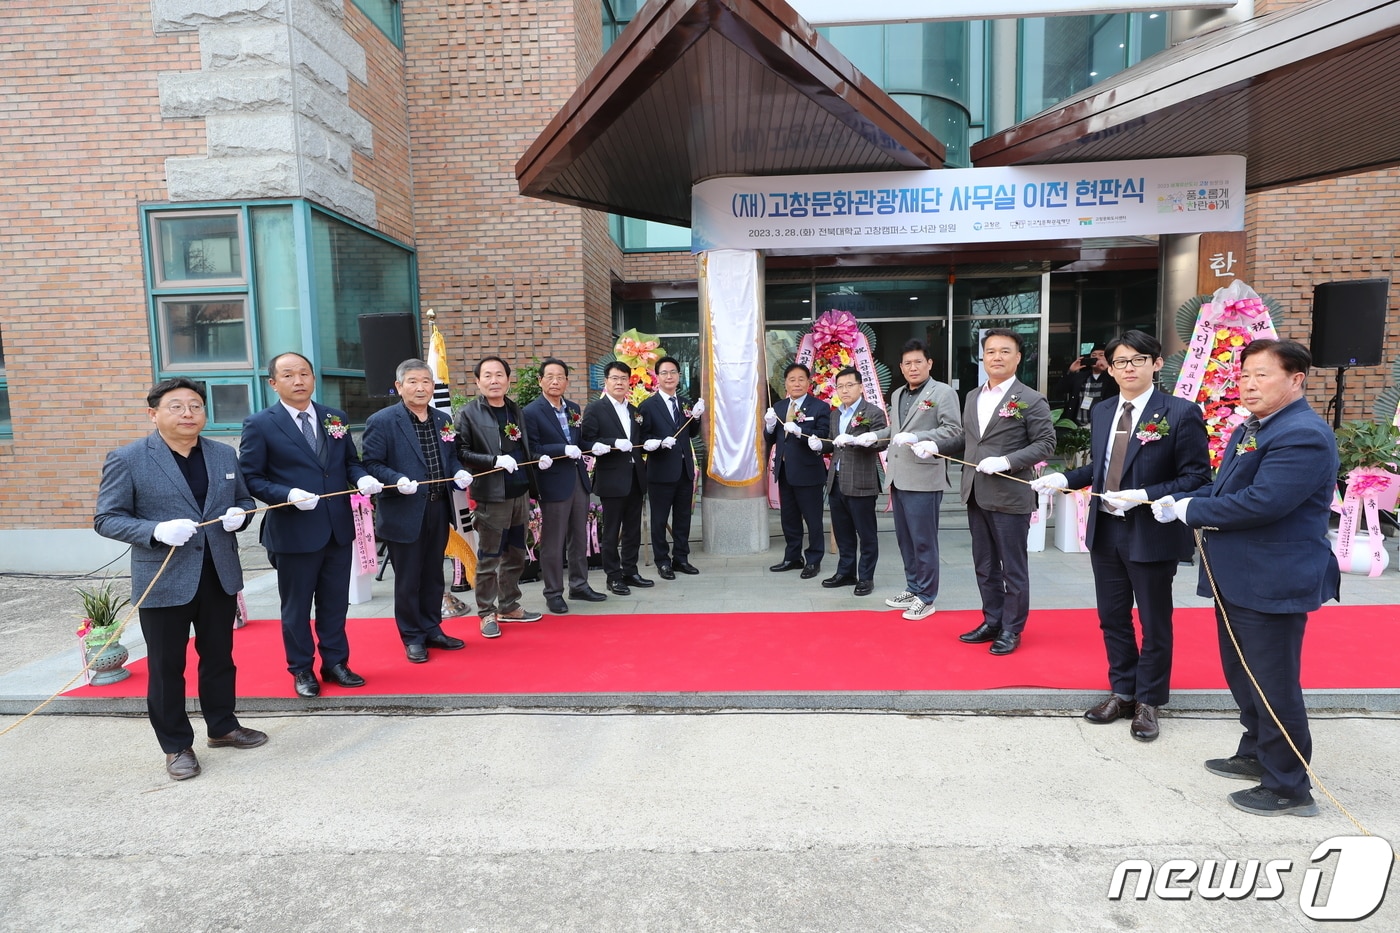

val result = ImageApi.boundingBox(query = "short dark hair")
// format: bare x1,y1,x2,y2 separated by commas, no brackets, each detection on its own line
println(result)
267,351,313,379
538,357,569,378
148,377,206,409
474,355,511,378
1105,330,1161,361
981,328,1023,353
900,339,932,360
783,362,811,380
655,356,681,375
1240,338,1312,375
604,359,631,379
834,366,861,384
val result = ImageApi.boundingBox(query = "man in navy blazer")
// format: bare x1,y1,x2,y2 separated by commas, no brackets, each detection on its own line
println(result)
762,362,831,578
1034,331,1211,741
95,378,266,781
638,355,704,580
1153,339,1340,817
523,357,607,614
240,352,378,698
582,360,653,596
361,359,474,663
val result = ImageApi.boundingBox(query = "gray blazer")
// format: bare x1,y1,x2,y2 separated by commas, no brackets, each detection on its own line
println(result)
94,433,252,609
820,398,888,497
877,379,963,493
945,379,1056,514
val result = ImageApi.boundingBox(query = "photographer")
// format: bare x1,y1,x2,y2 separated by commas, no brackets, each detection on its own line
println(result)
1056,345,1118,426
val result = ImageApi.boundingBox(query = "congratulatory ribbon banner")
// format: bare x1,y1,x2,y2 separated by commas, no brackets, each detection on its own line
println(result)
691,155,1245,252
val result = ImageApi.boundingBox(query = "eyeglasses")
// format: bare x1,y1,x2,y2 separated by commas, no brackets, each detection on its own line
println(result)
1109,354,1153,370
159,403,205,415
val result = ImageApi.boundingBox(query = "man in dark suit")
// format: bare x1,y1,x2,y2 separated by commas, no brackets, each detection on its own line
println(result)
523,357,607,614
639,355,704,580
1033,331,1211,741
1153,338,1340,817
763,362,831,578
361,359,474,663
454,355,546,635
582,360,653,596
96,377,266,781
943,329,1056,656
817,366,887,596
240,352,376,698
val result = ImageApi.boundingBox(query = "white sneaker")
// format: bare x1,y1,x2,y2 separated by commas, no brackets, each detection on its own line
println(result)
884,590,917,609
902,599,936,620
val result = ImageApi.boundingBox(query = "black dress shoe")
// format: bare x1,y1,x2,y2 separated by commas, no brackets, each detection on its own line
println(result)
1131,703,1160,742
546,595,569,614
958,622,1001,644
673,561,700,575
657,563,676,580
207,727,269,749
425,633,465,651
1084,695,1136,724
405,643,428,664
799,563,821,579
821,574,857,588
293,671,320,697
623,573,654,588
321,663,366,686
989,631,1021,655
769,560,804,572
607,579,632,596
853,580,874,597
569,587,608,602
165,748,201,781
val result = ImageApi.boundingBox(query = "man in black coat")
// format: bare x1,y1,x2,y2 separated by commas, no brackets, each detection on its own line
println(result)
762,362,831,578
582,360,653,596
638,355,704,580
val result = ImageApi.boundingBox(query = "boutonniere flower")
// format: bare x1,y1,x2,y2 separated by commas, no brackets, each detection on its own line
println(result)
918,399,935,411
634,413,644,425
322,415,348,439
795,410,809,423
439,424,456,443
1235,435,1258,456
1135,414,1169,445
997,397,1027,419
568,409,582,428
682,405,695,419
850,411,871,428
503,422,522,442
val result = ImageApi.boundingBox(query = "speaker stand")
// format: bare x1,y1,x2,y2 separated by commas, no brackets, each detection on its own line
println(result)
1330,365,1348,430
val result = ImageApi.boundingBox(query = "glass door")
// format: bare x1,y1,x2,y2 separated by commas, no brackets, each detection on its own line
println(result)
950,275,1045,406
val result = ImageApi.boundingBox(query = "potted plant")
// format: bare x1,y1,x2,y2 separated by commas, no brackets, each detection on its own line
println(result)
1330,419,1400,575
75,579,132,685
1049,408,1093,470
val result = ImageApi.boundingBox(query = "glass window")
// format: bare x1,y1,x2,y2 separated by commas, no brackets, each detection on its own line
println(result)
1018,12,1169,121
150,211,244,287
951,318,1042,403
350,0,402,47
207,381,254,425
319,374,378,425
820,280,948,319
0,329,10,437
310,211,414,373
251,206,302,362
156,297,252,368
612,216,693,252
765,283,813,323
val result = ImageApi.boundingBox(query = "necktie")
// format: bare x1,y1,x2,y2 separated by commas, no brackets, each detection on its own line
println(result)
670,396,680,423
297,411,316,451
1104,402,1134,494
787,400,799,423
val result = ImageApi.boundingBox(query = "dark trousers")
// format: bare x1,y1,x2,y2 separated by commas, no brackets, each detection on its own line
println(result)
890,486,942,600
1089,515,1178,706
649,471,694,564
601,476,645,581
828,483,878,581
385,494,451,646
966,497,1032,634
272,541,352,674
472,495,530,615
540,480,591,598
138,560,239,753
1216,599,1312,798
778,468,825,565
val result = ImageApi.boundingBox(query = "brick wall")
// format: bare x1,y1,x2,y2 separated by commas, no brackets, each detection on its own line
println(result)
346,6,415,246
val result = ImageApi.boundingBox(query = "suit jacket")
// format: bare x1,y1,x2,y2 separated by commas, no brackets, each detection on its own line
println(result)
523,395,591,502
360,402,457,543
453,395,535,503
878,379,963,493
763,393,831,487
581,396,647,498
240,402,367,554
820,398,888,497
1062,389,1211,562
1183,397,1341,614
638,391,698,485
945,379,1056,514
95,433,252,608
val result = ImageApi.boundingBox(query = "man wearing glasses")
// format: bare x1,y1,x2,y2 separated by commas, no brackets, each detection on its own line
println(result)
582,360,653,596
638,356,704,580
1032,331,1210,740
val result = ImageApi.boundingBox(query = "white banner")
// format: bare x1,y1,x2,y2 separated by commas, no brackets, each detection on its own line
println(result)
700,249,765,486
691,155,1245,252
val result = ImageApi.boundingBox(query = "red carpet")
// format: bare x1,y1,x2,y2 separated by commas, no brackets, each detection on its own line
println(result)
66,605,1394,699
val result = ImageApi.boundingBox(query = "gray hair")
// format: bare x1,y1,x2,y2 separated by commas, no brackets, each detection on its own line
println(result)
395,358,433,383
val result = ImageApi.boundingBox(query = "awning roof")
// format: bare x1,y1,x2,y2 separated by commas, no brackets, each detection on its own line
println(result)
972,0,1400,190
515,0,946,227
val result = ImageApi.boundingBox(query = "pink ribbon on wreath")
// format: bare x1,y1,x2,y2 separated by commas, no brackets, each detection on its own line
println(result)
1333,468,1400,576
811,309,859,346
350,493,378,576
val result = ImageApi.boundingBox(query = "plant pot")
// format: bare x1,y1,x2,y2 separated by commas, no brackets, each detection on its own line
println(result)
83,630,131,686
1328,530,1392,575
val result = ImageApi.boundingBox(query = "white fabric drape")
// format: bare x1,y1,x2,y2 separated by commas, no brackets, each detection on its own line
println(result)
700,249,763,486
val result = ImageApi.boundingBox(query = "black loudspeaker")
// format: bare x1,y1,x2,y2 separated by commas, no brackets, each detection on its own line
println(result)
1310,279,1388,367
358,312,420,397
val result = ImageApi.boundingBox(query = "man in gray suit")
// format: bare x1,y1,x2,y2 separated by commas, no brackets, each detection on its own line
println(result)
943,329,1056,656
818,367,889,596
878,340,963,620
95,378,267,781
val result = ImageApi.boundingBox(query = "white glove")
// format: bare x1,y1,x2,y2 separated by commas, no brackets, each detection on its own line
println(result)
911,441,940,460
591,441,610,457
153,518,198,546
690,398,705,417
356,475,385,496
1102,488,1147,512
975,456,1012,475
1029,473,1069,495
763,407,778,430
395,476,419,495
564,444,582,459
453,470,473,490
219,507,246,533
661,436,676,449
643,438,662,452
891,432,918,447
615,438,633,453
782,420,802,436
288,488,319,511
537,455,553,471
855,432,879,448
1150,496,1178,523
832,433,854,448
495,455,518,474
807,435,824,452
